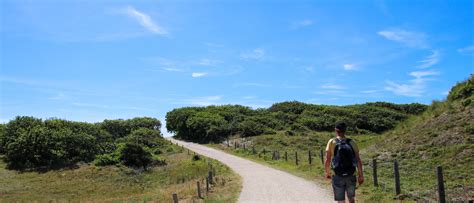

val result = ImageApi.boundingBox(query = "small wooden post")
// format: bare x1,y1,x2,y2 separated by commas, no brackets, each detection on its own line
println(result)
197,181,202,199
206,176,210,192
172,193,178,203
373,159,378,187
285,151,288,161
208,171,213,184
308,150,312,164
252,146,256,154
295,151,299,165
320,149,324,164
227,137,230,147
394,160,401,195
437,166,446,203
243,144,246,150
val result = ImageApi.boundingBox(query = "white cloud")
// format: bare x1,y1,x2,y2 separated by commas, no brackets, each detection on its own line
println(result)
321,84,346,90
458,45,474,55
343,64,357,71
233,82,269,87
163,67,184,72
49,93,67,100
187,96,223,106
123,6,167,35
409,70,440,79
377,29,427,48
292,19,313,29
361,90,378,94
417,50,439,69
192,72,208,78
198,58,222,66
240,48,265,60
385,70,439,97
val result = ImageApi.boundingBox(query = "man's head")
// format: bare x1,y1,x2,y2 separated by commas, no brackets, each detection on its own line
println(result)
335,121,347,135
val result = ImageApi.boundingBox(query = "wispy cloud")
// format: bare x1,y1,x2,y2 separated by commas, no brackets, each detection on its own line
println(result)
163,67,184,72
361,90,378,94
458,45,474,55
72,102,152,111
122,6,168,35
240,48,265,60
385,70,440,97
409,70,440,79
343,64,358,71
186,96,223,106
49,93,67,101
198,58,222,66
321,84,346,90
377,29,427,48
292,19,313,29
233,82,270,87
417,50,439,69
191,72,208,78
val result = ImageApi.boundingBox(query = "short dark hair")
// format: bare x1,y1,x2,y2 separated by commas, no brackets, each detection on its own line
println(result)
335,121,347,132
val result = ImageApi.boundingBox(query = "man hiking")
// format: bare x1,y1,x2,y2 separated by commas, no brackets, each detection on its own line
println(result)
325,121,364,203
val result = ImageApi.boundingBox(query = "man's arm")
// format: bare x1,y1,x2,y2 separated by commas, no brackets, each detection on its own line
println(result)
355,152,364,185
324,140,332,179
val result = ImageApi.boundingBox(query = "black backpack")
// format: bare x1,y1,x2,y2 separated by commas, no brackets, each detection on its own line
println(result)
332,138,357,177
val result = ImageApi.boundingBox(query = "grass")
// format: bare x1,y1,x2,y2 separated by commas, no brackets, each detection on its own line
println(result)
208,124,473,202
0,144,242,202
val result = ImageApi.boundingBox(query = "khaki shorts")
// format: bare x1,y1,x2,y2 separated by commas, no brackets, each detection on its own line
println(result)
332,175,356,201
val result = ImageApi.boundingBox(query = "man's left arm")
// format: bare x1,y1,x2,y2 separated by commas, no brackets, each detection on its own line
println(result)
355,152,364,185
352,141,364,185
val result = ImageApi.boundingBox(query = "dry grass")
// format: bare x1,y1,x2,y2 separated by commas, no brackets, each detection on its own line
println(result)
0,147,241,202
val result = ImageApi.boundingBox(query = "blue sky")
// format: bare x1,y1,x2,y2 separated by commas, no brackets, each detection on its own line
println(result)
1,0,473,135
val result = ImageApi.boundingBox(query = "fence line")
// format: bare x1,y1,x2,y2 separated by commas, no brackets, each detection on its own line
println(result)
169,141,224,202
226,140,466,202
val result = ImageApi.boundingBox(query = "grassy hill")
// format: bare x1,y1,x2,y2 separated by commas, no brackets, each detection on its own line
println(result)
364,75,473,201
205,75,473,202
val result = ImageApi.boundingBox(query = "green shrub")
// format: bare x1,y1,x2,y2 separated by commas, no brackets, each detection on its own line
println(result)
0,124,5,154
2,116,164,171
120,143,154,170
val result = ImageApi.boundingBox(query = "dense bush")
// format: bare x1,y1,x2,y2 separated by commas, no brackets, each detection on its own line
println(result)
166,102,428,143
2,116,167,171
0,124,5,154
448,75,474,102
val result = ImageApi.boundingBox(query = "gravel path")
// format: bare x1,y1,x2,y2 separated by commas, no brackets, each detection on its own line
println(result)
169,138,332,203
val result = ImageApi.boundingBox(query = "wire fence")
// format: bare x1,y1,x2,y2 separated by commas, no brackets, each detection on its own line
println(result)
170,140,228,203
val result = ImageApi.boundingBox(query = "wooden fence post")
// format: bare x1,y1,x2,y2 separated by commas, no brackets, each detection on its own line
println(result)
394,160,401,195
373,159,378,187
285,151,288,161
437,166,446,203
172,193,178,203
208,171,213,184
197,181,202,199
320,149,324,164
206,176,210,192
308,150,312,164
295,151,299,165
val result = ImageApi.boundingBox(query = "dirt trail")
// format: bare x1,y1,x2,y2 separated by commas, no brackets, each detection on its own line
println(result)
169,138,332,203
